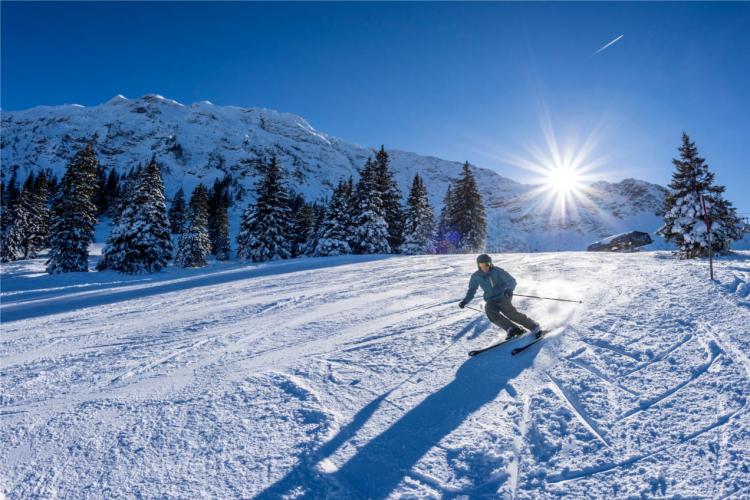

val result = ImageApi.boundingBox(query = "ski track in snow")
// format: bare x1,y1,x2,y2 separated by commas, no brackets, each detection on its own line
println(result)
2,251,750,498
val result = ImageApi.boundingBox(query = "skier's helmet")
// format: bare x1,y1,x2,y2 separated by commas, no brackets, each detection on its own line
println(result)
476,254,492,269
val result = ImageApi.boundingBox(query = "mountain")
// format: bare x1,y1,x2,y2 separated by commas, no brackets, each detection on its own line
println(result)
1,94,671,251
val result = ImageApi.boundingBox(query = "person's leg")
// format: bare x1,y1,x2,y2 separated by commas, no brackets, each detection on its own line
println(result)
498,296,539,331
484,301,518,333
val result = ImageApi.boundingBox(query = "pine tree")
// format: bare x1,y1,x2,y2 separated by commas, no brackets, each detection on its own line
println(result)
104,168,120,216
94,164,108,215
46,143,100,273
314,181,353,256
29,172,52,255
0,222,22,262
207,177,232,259
98,159,173,273
373,146,404,251
351,158,391,254
290,195,316,258
451,162,487,253
168,187,187,234
175,184,212,268
1,172,52,262
0,177,14,261
657,133,743,258
0,199,23,263
1,172,20,256
237,156,292,262
15,175,41,259
113,166,141,224
4,170,21,216
46,174,59,205
6,175,35,260
435,185,459,254
401,174,436,255
305,202,326,256
0,178,7,235
211,208,231,261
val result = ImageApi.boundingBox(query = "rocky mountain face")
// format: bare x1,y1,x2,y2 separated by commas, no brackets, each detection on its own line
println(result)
1,94,672,251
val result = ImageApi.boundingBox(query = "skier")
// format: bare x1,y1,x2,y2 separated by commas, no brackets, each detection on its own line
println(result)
459,254,541,340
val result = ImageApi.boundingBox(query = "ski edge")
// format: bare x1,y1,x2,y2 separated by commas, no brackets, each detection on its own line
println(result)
468,330,545,357
511,331,549,356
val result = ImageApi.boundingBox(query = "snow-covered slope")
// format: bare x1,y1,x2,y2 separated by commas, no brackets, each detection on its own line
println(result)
1,95,673,251
2,250,749,497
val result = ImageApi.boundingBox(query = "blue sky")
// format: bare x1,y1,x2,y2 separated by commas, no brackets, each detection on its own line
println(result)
2,2,748,213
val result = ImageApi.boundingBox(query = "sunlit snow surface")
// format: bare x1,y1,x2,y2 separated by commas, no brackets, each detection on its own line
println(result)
2,249,750,498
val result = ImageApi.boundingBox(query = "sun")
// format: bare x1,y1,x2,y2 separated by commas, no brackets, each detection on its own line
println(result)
490,114,612,224
544,165,584,196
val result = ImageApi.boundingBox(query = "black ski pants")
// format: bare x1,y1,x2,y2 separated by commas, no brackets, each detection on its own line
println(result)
485,296,538,333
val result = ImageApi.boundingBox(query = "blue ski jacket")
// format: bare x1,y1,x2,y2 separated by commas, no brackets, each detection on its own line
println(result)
462,265,517,304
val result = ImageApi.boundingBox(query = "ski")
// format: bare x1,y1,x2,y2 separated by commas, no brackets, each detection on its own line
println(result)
511,331,548,356
468,331,537,357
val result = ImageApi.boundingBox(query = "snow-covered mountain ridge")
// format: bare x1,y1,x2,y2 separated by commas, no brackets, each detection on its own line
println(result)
2,94,672,251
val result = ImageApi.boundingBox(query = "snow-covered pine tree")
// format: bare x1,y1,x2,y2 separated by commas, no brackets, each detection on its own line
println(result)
0,199,23,263
3,170,21,222
0,222,22,262
0,178,10,260
113,166,141,224
210,205,231,261
168,187,187,234
175,184,211,268
2,174,35,260
304,202,326,256
30,172,52,253
98,159,173,273
103,167,119,216
401,174,436,255
15,173,49,259
314,181,353,256
46,143,99,273
1,171,19,238
207,178,231,260
0,178,7,235
657,133,743,258
236,156,292,262
434,185,459,254
290,195,316,257
1,172,22,262
451,162,487,253
351,158,391,254
93,164,108,215
373,146,404,251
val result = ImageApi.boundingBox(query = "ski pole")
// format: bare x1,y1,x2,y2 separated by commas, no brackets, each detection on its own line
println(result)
463,305,484,314
513,293,582,304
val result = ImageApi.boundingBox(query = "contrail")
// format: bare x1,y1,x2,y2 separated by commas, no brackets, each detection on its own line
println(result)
593,34,624,55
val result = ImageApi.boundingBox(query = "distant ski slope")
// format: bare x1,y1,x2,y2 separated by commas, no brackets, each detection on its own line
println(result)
2,249,749,497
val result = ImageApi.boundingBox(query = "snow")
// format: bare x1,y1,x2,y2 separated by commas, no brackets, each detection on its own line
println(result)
105,95,128,105
2,249,750,497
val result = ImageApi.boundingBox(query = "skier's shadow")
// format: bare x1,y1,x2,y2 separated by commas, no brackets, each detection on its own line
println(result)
257,340,542,499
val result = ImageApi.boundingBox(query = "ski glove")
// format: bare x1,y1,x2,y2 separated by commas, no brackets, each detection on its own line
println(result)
505,290,513,299
458,301,466,309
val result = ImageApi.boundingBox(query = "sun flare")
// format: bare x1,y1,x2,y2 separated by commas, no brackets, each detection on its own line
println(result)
544,166,584,196
491,110,614,224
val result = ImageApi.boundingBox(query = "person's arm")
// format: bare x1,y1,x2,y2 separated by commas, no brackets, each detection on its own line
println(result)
459,274,478,307
495,267,517,297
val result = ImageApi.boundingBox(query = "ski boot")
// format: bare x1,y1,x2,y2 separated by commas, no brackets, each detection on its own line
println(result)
529,326,543,339
505,326,525,341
